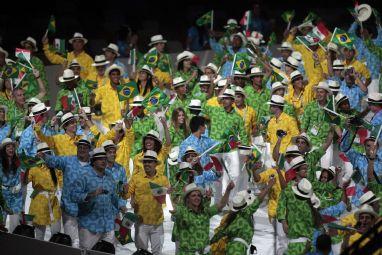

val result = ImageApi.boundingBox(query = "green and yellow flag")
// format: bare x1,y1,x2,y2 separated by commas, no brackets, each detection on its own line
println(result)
196,11,213,26
281,10,295,23
233,53,250,72
145,49,158,68
116,81,139,102
85,79,98,90
268,32,277,47
142,87,169,112
48,15,56,34
303,11,319,23
330,28,354,49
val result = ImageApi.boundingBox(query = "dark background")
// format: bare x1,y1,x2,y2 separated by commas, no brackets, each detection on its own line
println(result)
0,0,380,57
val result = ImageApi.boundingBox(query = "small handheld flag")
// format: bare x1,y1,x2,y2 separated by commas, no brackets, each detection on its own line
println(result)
149,182,167,204
116,81,139,102
330,28,354,49
142,87,170,112
196,11,213,27
233,52,250,72
47,15,56,35
145,49,158,68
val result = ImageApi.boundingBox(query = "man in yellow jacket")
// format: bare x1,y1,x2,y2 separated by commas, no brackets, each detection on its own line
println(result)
42,32,94,79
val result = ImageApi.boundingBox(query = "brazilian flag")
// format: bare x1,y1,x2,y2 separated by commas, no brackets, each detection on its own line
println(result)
19,151,44,169
281,10,295,23
331,28,354,49
85,79,98,90
1,63,19,79
116,81,139,102
145,49,158,68
233,52,250,72
47,15,56,34
142,87,169,112
196,11,212,26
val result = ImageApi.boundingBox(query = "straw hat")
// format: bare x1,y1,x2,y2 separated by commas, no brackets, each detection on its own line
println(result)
366,93,382,104
131,95,144,107
173,77,187,88
91,55,110,67
105,64,124,76
224,19,240,29
277,42,293,51
328,80,340,93
148,34,167,46
332,59,345,70
20,37,38,52
140,150,160,162
199,75,211,85
26,97,42,107
68,32,88,44
218,89,235,99
59,69,79,83
355,4,372,22
176,51,193,63
289,156,307,170
60,112,78,128
188,99,202,111
359,191,381,206
355,204,378,221
102,140,119,150
215,79,227,90
74,139,91,148
102,43,120,57
267,95,285,107
91,147,107,159
235,86,246,97
1,138,16,148
203,63,218,74
140,65,154,76
183,182,204,198
291,51,302,62
68,59,81,69
285,145,302,157
314,81,333,95
29,103,50,117
143,130,162,144
230,32,247,45
248,67,264,77
184,146,198,157
270,58,283,70
271,82,286,94
229,189,256,212
292,178,313,198
335,93,349,107
284,56,299,69
36,142,51,153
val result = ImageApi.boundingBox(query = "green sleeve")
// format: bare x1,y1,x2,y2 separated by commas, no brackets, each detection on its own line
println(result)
300,104,311,131
276,188,287,222
238,115,249,145
206,204,219,218
244,198,261,216
365,38,382,59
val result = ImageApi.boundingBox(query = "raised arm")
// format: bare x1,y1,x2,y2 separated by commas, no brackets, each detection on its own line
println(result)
216,181,235,212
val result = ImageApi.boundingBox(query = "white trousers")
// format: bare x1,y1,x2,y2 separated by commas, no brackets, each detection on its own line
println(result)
220,150,241,199
78,228,115,250
7,214,21,233
62,212,78,247
320,143,333,169
34,220,61,240
274,219,288,255
135,223,164,255
368,78,380,94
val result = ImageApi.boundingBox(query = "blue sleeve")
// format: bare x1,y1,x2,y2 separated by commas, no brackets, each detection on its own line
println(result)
44,155,68,171
374,26,382,46
71,176,88,203
178,141,187,162
209,38,223,53
187,27,197,38
203,170,218,182
118,167,128,209
348,22,358,35
319,201,346,217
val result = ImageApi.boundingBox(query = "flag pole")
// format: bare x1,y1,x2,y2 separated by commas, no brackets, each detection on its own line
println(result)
246,11,250,32
322,107,346,118
230,53,237,76
374,125,382,145
210,10,214,30
43,29,49,39
22,52,35,69
287,21,291,31
132,49,136,73
73,88,82,109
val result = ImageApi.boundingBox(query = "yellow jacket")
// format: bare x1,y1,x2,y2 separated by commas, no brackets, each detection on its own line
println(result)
133,144,171,176
35,127,82,156
86,71,110,88
267,112,299,154
344,59,371,80
286,34,325,85
126,172,170,225
94,82,128,128
285,83,315,117
28,164,63,225
43,43,94,79
235,105,256,143
257,168,285,219
206,96,221,107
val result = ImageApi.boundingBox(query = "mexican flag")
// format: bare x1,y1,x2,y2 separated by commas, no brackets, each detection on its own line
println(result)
149,182,167,204
323,95,341,125
330,28,354,49
54,39,66,55
312,22,330,41
114,212,137,245
15,48,31,64
142,87,170,112
233,53,250,72
116,81,139,102
220,128,240,153
144,49,158,68
296,33,321,51
196,11,213,26
240,10,253,32
281,10,295,23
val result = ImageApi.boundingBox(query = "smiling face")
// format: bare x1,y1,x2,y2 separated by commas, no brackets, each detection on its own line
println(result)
358,213,375,233
144,137,155,150
106,147,117,163
296,164,308,178
96,65,106,76
5,144,15,157
143,160,157,175
109,70,121,84
64,119,78,134
186,190,202,208
316,88,328,102
296,138,309,153
72,39,85,51
177,110,185,125
235,93,245,107
77,144,90,160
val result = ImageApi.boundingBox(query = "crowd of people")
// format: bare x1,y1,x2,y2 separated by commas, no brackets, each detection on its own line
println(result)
0,3,382,255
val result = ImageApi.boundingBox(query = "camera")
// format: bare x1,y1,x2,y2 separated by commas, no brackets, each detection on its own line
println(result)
276,129,287,138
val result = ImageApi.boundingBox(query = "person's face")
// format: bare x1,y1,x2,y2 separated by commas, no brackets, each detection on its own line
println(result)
65,119,77,133
297,165,308,178
0,52,6,66
5,144,15,157
0,109,5,121
79,116,87,127
319,170,330,183
155,42,165,52
296,138,309,153
175,85,187,95
368,104,382,113
204,68,215,78
285,65,294,73
177,111,185,124
185,153,198,163
281,50,291,60
93,157,107,170
334,69,343,77
270,105,279,115
144,137,155,150
4,79,12,90
77,144,90,159
183,59,192,69
235,94,245,107
13,89,25,106
96,65,106,76
293,77,303,89
65,79,78,90
285,155,296,163
104,50,116,61
109,70,121,84
365,140,377,158
222,97,233,108
106,147,117,163
143,160,157,174
273,88,285,96
358,213,375,233
344,48,355,61
23,42,34,52
316,89,328,102
371,201,380,215
138,71,148,81
70,66,81,76
200,84,209,93
252,75,263,86
187,190,202,208
234,76,245,87
344,71,355,84
232,36,242,48
339,100,351,112
72,39,85,51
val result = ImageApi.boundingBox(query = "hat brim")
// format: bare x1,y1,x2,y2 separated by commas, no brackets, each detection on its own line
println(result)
277,47,293,51
148,40,167,46
20,41,38,52
102,47,120,57
140,68,153,76
314,86,333,96
69,38,88,44
140,158,161,164
366,99,382,104
291,185,312,198
355,209,378,221
168,158,178,166
173,82,187,88
292,135,312,151
106,66,124,76
1,141,16,148
203,66,217,73
60,115,78,128
188,106,202,111
59,75,79,83
143,134,162,144
266,102,284,107
184,186,204,199
0,49,9,58
92,61,110,67
248,72,265,77
131,103,143,107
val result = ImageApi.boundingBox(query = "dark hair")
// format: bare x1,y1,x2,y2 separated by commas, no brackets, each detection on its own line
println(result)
0,143,20,176
316,234,332,252
92,240,115,254
137,72,153,97
171,107,190,138
189,116,206,133
189,109,201,116
48,167,58,187
319,169,334,182
142,136,162,153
